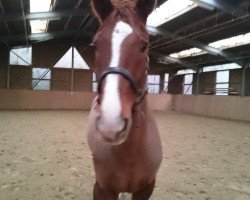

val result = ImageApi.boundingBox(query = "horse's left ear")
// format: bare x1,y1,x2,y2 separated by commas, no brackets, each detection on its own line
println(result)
136,0,156,23
90,0,113,23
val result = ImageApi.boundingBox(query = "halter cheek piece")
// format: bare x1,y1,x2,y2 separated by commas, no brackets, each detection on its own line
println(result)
97,67,148,106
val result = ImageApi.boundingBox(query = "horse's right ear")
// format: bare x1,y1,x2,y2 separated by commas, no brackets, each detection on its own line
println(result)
90,0,113,23
136,0,156,23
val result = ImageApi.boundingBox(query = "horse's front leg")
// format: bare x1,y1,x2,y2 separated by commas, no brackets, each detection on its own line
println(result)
93,182,119,200
132,179,155,200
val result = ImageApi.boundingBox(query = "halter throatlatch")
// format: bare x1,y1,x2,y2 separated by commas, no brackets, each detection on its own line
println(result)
97,67,148,106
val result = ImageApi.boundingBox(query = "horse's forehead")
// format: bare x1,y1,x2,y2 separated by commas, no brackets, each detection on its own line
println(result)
113,21,133,35
96,20,134,41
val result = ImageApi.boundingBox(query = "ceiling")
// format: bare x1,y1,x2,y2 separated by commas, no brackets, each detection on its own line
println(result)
0,0,250,72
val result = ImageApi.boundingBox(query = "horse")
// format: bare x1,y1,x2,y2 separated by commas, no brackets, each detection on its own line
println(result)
87,0,162,199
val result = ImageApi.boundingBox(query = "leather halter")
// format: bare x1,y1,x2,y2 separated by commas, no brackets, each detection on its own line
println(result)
97,67,148,106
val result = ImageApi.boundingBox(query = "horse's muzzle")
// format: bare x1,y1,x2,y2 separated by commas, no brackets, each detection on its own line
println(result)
95,116,128,143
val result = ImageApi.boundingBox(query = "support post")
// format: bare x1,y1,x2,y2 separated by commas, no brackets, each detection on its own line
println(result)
167,71,177,94
71,47,74,92
7,64,10,89
195,69,201,95
159,73,165,93
6,48,10,89
241,62,249,97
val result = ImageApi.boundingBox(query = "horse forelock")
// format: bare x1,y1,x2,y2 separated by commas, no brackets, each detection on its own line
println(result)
91,0,138,22
111,0,137,9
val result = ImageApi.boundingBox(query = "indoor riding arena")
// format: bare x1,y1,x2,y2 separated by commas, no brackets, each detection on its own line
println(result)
0,0,250,200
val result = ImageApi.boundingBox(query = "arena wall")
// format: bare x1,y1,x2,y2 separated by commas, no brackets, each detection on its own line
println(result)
173,95,250,121
0,90,249,121
0,90,173,111
0,90,95,110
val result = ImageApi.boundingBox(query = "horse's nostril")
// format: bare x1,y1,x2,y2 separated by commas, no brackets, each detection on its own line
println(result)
97,96,101,104
95,116,101,132
120,118,128,133
115,118,128,140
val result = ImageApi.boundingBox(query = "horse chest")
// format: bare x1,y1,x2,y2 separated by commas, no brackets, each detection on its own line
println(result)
88,100,162,193
94,143,159,192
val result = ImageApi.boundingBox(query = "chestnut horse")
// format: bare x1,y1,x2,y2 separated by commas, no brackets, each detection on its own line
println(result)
87,0,162,199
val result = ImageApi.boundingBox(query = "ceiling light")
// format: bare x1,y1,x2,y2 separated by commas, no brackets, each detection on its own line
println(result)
29,0,52,34
147,0,198,27
196,1,215,11
30,20,48,33
168,32,250,58
170,48,204,58
30,0,51,13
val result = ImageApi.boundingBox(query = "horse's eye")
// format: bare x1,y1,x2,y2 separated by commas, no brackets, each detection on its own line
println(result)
141,43,148,53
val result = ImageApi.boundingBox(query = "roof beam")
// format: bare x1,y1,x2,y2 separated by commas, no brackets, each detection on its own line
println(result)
0,29,93,43
20,0,28,46
64,0,83,30
51,0,57,11
76,0,84,8
63,16,72,30
0,8,90,22
147,26,244,67
150,51,198,71
192,0,246,18
0,0,11,34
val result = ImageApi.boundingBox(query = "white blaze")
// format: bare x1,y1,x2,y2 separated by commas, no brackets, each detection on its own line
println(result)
101,21,133,125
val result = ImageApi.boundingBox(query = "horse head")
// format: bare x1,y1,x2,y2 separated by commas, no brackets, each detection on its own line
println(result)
90,0,156,144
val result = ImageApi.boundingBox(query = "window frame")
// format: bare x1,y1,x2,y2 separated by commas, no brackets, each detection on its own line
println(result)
32,68,51,91
148,75,160,94
183,74,193,95
9,46,32,66
215,70,230,96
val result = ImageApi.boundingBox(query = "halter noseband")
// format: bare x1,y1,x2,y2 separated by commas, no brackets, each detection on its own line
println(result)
97,67,148,106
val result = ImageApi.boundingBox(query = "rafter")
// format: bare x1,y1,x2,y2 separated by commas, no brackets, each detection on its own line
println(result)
0,8,90,22
192,0,246,18
20,0,28,46
150,51,198,71
0,0,11,34
76,0,84,8
147,26,244,67
63,0,83,30
0,29,93,43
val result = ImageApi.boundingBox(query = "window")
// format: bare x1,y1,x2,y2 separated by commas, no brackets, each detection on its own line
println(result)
32,68,51,90
148,75,160,93
183,74,193,95
164,73,169,92
54,47,90,69
216,71,229,96
92,73,98,92
9,47,32,66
